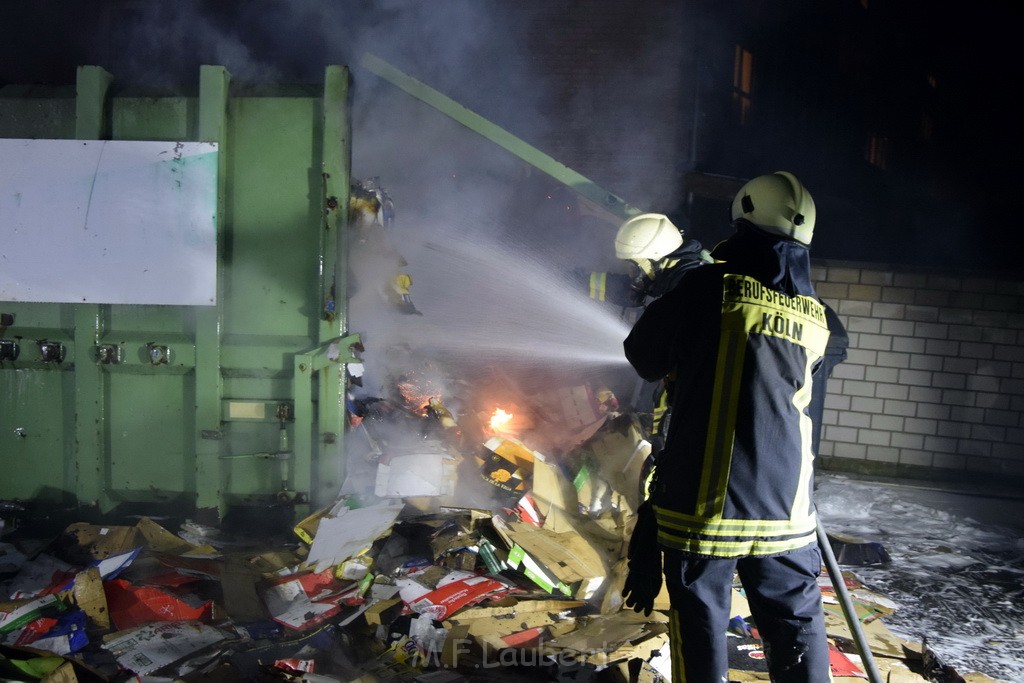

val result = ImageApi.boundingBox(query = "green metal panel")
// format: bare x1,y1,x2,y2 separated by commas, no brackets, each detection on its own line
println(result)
112,97,195,141
76,66,113,139
223,98,322,338
100,303,196,504
108,372,190,493
1,366,73,500
219,92,323,505
0,302,74,500
0,66,355,518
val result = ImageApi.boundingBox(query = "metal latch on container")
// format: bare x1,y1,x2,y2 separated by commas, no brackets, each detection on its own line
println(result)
38,340,66,363
96,344,122,364
146,343,171,365
0,340,19,362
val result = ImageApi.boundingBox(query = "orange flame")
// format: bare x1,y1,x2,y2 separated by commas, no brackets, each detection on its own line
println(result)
489,407,514,432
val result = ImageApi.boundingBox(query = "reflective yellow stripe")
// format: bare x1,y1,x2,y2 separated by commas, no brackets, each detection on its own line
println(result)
670,610,686,682
588,272,607,301
657,528,817,557
652,390,669,431
696,330,744,516
652,404,667,424
656,506,817,535
791,359,816,523
642,468,655,500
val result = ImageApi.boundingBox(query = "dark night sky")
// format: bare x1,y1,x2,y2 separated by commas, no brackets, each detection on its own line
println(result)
0,0,1019,274
893,3,1017,272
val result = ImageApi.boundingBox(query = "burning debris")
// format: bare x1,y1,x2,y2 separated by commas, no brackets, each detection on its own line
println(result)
0,368,993,682
0,180,997,683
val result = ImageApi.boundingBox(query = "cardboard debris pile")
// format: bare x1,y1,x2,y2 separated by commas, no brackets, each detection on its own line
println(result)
0,378,998,682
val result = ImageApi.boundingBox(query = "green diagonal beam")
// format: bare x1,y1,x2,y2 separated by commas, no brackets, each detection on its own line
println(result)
359,52,642,221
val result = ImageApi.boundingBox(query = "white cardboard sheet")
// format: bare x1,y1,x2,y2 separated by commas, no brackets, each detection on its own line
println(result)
0,138,218,305
305,503,405,573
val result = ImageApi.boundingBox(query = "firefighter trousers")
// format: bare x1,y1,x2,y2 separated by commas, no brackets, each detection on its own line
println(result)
663,544,831,682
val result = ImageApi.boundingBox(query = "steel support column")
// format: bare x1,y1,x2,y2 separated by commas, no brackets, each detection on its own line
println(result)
73,66,113,509
195,65,230,518
293,66,351,509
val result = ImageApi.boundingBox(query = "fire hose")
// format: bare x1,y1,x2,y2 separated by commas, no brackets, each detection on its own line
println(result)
816,515,884,683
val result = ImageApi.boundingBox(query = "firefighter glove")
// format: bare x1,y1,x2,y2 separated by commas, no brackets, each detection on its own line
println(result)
622,499,662,616
623,570,661,617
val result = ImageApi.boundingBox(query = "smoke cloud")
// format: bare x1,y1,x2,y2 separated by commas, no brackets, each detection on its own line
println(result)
2,1,690,503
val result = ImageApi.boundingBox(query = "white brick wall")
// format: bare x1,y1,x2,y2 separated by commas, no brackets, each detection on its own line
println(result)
812,261,1024,484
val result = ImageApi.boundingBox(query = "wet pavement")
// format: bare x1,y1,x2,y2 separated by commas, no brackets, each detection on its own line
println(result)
816,473,1024,682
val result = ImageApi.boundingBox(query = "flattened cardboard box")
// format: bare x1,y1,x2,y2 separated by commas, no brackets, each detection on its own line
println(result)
364,597,404,627
442,598,584,626
375,451,457,498
406,574,513,621
478,619,577,653
542,611,669,668
495,518,606,600
823,612,908,660
102,620,229,676
135,517,218,556
456,610,578,652
260,569,352,631
530,458,579,520
444,599,583,640
476,437,536,502
58,523,143,564
305,503,404,573
71,566,109,630
574,417,650,514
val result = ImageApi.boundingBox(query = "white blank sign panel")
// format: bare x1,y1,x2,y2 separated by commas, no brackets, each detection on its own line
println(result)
0,139,218,305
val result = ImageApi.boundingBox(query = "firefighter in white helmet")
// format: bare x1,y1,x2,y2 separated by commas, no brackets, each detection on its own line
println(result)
622,172,832,682
603,214,712,499
585,212,710,308
730,170,816,245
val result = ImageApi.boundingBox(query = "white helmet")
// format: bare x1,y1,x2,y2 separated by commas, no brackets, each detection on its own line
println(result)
731,171,816,245
614,213,684,261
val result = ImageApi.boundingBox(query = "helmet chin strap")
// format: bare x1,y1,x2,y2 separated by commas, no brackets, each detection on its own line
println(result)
626,261,653,305
631,258,655,280
648,256,675,279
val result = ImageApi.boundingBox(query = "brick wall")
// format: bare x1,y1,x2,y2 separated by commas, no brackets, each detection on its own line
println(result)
811,261,1024,487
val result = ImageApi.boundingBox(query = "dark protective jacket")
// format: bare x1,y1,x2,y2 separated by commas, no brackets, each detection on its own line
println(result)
623,222,830,558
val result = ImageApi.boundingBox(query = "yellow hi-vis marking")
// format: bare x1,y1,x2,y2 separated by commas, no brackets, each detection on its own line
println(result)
721,274,829,356
670,610,687,682
791,357,817,523
696,329,745,517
